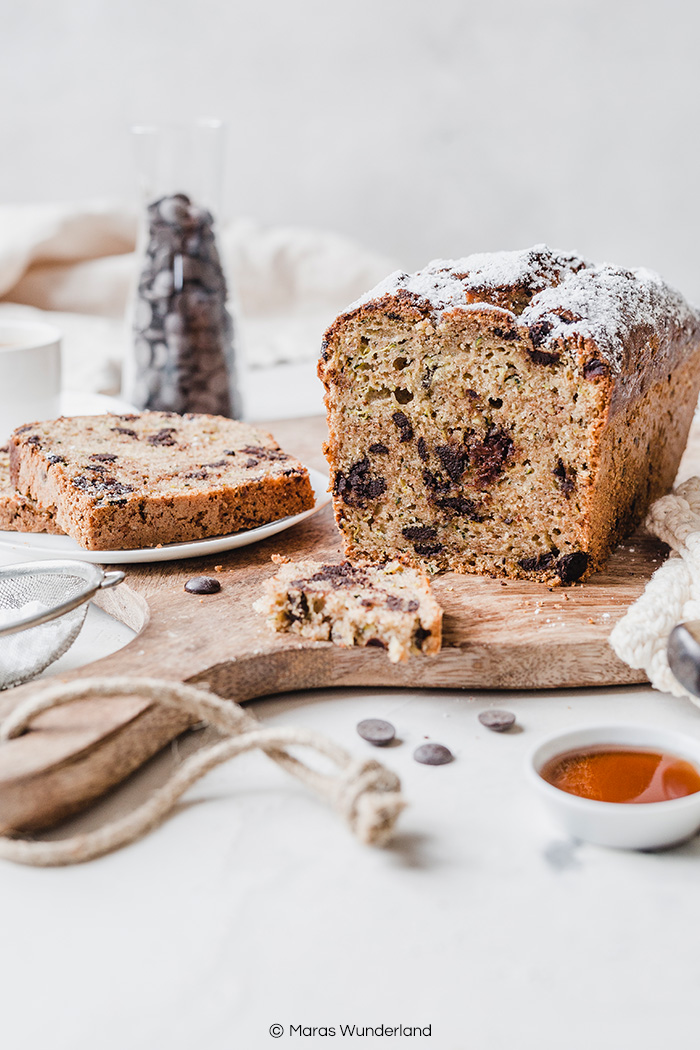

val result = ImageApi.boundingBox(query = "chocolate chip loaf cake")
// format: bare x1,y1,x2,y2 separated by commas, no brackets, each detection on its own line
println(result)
254,556,442,662
0,445,61,534
9,412,314,550
319,246,700,584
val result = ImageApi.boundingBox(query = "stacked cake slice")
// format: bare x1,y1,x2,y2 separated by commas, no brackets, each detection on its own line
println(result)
5,411,314,550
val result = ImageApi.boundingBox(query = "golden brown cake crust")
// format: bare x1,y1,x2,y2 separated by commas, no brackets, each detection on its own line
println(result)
318,246,700,584
9,412,315,551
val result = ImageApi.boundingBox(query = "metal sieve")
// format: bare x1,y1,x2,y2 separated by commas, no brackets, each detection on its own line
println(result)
0,560,125,690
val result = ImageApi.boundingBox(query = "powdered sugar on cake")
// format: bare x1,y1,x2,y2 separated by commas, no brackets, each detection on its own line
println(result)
343,245,700,374
522,264,699,372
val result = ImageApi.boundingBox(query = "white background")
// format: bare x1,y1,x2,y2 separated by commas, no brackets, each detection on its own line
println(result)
1,0,699,290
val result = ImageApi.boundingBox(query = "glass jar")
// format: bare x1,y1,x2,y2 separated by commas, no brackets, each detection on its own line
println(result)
124,119,241,418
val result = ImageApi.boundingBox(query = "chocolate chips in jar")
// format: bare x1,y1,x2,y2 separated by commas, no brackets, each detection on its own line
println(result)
130,193,241,418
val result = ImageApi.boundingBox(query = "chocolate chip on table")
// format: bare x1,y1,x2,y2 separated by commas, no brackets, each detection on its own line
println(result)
478,709,516,732
414,742,453,765
357,718,396,747
184,576,221,595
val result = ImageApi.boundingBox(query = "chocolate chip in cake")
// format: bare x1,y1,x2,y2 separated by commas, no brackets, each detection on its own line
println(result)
492,326,517,341
357,718,396,746
436,444,468,482
90,453,118,463
583,358,609,380
527,348,561,366
414,742,453,765
469,428,513,488
416,436,429,462
413,625,433,648
369,442,389,455
333,458,387,506
519,550,558,572
147,428,178,446
184,576,221,595
391,411,414,442
553,458,576,497
240,445,289,462
435,495,482,521
422,468,449,494
478,709,516,732
556,551,589,584
111,427,138,438
402,525,438,543
528,319,553,347
286,591,309,623
304,562,369,588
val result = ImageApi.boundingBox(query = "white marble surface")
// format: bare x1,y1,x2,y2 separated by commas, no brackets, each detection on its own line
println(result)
2,394,700,1049
3,680,700,1049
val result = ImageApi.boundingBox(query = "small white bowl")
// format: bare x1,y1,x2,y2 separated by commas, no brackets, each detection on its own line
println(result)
0,320,62,438
527,724,700,850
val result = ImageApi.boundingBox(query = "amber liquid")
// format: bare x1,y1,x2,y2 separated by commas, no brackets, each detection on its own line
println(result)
540,746,700,803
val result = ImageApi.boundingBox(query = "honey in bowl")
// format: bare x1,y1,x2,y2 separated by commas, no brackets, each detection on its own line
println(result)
540,746,700,804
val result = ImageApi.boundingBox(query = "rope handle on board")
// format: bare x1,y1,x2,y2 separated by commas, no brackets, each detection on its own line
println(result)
0,676,405,867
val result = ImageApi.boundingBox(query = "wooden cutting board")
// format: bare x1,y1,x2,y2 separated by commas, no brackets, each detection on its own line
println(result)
0,412,692,834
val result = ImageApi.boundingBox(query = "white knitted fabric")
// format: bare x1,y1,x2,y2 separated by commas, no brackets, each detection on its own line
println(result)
609,476,700,705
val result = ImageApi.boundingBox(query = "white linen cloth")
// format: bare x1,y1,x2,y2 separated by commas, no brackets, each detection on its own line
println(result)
0,200,395,395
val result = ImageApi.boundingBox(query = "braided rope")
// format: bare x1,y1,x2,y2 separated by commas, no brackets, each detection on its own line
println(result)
0,677,405,866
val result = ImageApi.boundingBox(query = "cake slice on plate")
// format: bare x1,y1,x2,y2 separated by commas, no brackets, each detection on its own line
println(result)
9,412,315,550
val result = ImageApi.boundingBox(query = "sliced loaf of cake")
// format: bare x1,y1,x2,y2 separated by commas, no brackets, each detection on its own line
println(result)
318,246,700,584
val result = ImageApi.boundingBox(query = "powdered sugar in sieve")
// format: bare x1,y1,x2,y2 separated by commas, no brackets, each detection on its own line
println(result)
0,561,125,689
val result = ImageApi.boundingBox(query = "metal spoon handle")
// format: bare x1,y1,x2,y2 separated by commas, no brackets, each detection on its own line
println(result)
667,622,700,697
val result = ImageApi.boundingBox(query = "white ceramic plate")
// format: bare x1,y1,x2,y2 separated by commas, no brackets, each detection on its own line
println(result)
0,467,330,565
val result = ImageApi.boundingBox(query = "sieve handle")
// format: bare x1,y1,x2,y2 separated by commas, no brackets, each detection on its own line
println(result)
100,571,126,590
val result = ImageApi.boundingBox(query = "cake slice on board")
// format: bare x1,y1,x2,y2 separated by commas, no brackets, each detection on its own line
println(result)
254,556,443,663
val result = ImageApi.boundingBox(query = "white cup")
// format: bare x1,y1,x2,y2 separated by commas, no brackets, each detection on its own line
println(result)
0,321,62,440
